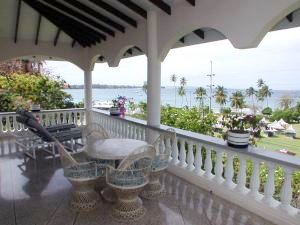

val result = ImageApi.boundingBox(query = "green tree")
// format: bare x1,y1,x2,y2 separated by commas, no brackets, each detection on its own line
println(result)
170,74,177,106
230,91,245,112
214,86,227,111
194,87,207,117
0,73,72,111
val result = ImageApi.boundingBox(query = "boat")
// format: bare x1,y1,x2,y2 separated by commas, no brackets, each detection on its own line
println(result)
93,100,114,110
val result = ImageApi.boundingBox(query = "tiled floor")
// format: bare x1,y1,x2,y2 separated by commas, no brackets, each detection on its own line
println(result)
0,135,275,225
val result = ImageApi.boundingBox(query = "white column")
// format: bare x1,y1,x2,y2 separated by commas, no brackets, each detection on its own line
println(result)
147,10,161,127
84,70,93,124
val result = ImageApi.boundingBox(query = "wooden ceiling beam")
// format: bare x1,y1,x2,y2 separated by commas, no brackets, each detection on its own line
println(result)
42,0,114,37
23,0,91,47
148,0,171,15
53,28,61,46
63,0,125,33
193,29,205,39
35,14,42,45
35,0,104,43
14,0,22,43
117,0,147,19
185,0,195,6
286,13,293,23
71,39,76,48
89,0,138,27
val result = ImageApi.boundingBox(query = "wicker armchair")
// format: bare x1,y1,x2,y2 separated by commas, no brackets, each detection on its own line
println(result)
81,123,109,145
106,145,155,222
56,141,105,211
81,123,112,191
141,128,176,199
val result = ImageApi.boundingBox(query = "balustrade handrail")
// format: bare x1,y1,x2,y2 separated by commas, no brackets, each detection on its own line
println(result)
0,108,85,116
92,108,300,169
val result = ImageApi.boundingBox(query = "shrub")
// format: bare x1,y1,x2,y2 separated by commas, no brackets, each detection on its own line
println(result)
262,107,272,115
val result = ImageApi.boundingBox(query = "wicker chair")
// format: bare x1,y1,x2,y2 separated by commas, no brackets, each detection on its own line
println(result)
106,145,155,222
55,141,105,211
81,123,109,145
81,123,112,191
141,128,176,199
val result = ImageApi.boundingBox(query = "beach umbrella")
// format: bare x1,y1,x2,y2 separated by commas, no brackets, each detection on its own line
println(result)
285,125,296,134
268,121,284,130
278,118,288,127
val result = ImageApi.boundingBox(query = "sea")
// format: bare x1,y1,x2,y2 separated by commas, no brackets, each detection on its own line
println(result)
64,87,300,112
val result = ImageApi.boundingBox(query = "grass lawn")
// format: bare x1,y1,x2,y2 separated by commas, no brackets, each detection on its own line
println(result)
257,124,300,156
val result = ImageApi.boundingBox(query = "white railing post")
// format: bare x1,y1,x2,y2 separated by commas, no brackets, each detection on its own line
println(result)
280,167,294,213
204,145,213,178
194,144,203,175
236,155,248,194
187,141,195,171
224,152,235,188
263,163,276,207
214,149,224,184
249,159,261,199
179,138,187,168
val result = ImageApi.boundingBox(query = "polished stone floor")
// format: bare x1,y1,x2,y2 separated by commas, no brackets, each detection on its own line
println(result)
0,135,275,225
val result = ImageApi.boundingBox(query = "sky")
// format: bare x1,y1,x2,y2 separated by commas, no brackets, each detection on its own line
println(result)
46,27,300,90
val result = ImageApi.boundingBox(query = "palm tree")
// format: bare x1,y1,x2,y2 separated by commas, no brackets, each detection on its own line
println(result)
259,85,272,107
230,91,245,112
180,77,187,86
179,77,188,106
214,86,227,111
170,74,177,106
257,78,265,88
178,86,186,106
194,87,207,117
245,86,257,113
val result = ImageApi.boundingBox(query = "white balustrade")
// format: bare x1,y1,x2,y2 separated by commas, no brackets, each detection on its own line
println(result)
0,108,86,134
89,109,300,225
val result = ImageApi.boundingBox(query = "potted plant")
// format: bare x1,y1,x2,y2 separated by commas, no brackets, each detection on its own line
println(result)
223,114,259,148
110,96,127,116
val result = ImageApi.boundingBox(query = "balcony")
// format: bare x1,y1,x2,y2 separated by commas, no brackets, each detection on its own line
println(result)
0,108,299,225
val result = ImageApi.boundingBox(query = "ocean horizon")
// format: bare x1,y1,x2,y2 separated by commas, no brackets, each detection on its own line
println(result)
64,87,300,112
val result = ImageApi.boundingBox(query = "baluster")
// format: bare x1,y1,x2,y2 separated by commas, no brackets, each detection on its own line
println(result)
236,155,247,193
165,136,172,161
187,141,195,171
171,134,179,165
204,145,213,178
125,124,129,138
12,115,18,132
280,167,293,212
80,111,84,125
179,138,187,167
249,159,260,199
0,115,3,133
116,120,121,137
214,149,224,183
194,144,203,175
224,152,235,188
159,136,165,154
136,127,140,140
263,163,276,206
132,126,137,139
128,125,132,139
5,115,10,132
